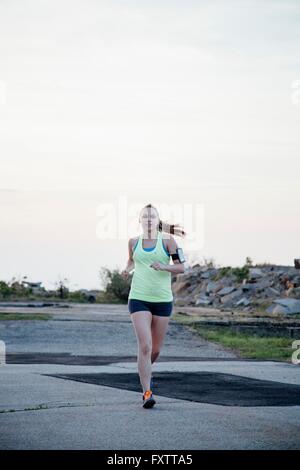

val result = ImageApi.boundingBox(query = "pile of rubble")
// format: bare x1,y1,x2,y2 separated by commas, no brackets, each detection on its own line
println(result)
172,264,300,315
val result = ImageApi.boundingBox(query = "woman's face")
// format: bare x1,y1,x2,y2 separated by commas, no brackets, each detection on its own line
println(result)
139,207,159,234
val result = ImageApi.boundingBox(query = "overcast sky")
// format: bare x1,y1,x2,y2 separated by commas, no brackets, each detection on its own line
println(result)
0,0,299,290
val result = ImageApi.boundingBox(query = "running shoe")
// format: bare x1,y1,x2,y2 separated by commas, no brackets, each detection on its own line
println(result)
142,376,154,402
142,390,156,408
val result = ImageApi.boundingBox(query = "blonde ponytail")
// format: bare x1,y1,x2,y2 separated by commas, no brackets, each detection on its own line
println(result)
158,219,186,237
142,203,187,238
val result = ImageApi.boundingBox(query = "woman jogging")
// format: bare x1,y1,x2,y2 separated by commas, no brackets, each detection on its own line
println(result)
121,203,186,409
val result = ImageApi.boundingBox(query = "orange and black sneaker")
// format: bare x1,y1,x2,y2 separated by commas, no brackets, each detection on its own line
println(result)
142,390,156,408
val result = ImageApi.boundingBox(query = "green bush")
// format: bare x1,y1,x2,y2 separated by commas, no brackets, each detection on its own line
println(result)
99,267,131,303
67,291,90,303
231,266,250,282
0,281,11,299
212,265,249,282
212,266,231,280
0,280,31,299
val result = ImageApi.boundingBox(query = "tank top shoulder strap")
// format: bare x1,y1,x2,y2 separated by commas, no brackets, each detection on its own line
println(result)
132,231,169,255
132,236,140,253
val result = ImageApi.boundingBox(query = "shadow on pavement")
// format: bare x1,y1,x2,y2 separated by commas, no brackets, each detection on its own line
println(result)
44,371,300,407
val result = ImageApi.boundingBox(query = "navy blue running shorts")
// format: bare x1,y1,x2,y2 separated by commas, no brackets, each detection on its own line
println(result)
128,298,173,317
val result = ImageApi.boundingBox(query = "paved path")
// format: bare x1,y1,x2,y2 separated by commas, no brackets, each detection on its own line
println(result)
0,303,299,449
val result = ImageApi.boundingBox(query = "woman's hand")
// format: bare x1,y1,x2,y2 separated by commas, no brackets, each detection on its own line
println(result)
150,262,166,271
121,269,130,280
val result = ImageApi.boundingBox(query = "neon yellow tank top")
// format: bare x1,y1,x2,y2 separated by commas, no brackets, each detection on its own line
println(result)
128,231,173,302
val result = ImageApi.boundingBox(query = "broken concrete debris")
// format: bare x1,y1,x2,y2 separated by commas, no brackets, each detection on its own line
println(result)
172,264,300,314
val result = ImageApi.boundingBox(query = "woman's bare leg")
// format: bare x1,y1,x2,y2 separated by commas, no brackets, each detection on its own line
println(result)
151,315,170,364
131,311,153,393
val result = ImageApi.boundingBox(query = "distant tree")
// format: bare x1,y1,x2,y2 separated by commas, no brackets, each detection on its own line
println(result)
245,256,253,267
54,277,69,299
202,257,217,269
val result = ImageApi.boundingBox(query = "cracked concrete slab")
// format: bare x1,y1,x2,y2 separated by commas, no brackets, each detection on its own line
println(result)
0,303,300,449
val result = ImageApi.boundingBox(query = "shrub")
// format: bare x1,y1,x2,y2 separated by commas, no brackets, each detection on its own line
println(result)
212,265,250,282
0,281,11,299
99,267,131,303
231,266,250,282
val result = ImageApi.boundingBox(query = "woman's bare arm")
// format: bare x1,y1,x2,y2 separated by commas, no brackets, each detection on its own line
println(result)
165,234,185,274
151,234,185,274
163,263,184,274
121,238,136,278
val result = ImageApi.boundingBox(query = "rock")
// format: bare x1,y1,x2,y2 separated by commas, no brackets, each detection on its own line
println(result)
172,281,191,294
186,284,196,293
242,280,266,293
235,297,251,306
294,259,300,269
242,283,255,292
206,281,223,294
174,273,192,283
266,298,300,314
291,276,300,287
253,279,272,291
266,304,291,315
291,287,300,299
192,285,206,297
273,298,300,314
195,296,212,306
200,272,212,279
174,299,189,307
220,288,243,304
191,263,201,269
249,268,264,279
265,287,280,296
182,263,300,313
242,306,252,312
218,286,236,296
